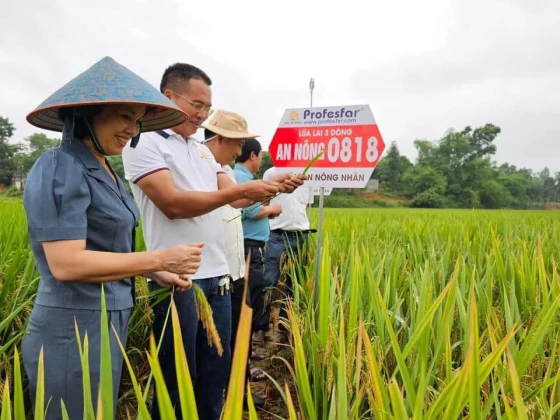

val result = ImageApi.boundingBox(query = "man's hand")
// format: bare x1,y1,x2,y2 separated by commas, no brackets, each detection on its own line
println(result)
150,271,192,293
240,179,280,201
272,173,307,194
267,204,282,219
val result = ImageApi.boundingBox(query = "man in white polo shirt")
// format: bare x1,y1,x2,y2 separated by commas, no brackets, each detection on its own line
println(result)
121,63,301,420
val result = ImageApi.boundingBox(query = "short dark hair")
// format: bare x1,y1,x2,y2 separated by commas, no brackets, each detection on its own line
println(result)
236,138,261,163
160,63,212,93
59,105,104,140
204,128,217,141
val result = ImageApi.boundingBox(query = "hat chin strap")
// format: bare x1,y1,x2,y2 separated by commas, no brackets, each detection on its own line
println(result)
78,113,109,156
67,109,142,153
79,114,143,153
62,114,75,142
130,124,141,148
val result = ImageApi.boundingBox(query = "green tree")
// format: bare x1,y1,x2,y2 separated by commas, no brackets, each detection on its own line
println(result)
413,124,502,208
26,133,60,153
554,172,560,202
408,188,447,208
497,172,530,208
526,178,544,204
402,165,447,198
374,141,412,194
539,168,556,204
479,180,514,209
0,117,19,187
0,116,15,141
16,133,60,174
413,139,439,166
256,151,273,179
498,163,518,175
464,124,499,160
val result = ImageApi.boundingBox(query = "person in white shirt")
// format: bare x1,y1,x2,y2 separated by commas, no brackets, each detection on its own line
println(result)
121,63,301,420
262,166,314,339
202,109,303,407
201,110,258,407
200,110,255,362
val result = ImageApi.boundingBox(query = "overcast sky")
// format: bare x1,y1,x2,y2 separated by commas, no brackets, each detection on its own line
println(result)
1,0,559,173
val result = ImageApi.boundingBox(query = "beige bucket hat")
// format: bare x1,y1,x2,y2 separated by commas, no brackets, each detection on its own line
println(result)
202,109,260,140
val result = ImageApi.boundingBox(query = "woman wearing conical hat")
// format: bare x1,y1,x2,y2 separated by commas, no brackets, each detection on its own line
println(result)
22,56,203,419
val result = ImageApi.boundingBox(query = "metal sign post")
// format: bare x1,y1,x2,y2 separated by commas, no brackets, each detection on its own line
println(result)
307,77,315,213
313,186,325,309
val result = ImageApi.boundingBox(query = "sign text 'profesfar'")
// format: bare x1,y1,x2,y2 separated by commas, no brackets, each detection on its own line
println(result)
269,105,385,188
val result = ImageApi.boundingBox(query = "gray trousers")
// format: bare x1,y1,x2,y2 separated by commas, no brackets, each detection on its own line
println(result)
22,304,131,420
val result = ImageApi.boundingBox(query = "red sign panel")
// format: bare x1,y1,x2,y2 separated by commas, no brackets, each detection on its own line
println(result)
269,105,385,188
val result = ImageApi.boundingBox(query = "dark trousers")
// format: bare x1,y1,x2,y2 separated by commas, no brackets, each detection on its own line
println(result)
243,240,268,333
264,230,309,329
149,276,231,420
22,305,130,420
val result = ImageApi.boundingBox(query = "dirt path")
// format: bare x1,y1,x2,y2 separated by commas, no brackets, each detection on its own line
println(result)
243,305,297,419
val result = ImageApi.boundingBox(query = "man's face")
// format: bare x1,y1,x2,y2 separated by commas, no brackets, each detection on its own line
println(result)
166,78,212,137
222,137,245,165
205,136,244,166
251,150,263,173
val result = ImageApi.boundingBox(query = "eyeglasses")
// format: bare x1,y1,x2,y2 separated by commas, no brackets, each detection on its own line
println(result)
171,90,213,115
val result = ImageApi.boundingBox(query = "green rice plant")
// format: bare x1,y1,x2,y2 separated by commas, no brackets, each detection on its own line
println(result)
0,197,260,419
4,200,560,419
223,253,254,419
0,199,39,410
270,208,560,418
0,280,257,419
1,377,11,420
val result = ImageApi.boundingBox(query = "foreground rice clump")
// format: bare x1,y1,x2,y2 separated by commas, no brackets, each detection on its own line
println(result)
1,200,559,419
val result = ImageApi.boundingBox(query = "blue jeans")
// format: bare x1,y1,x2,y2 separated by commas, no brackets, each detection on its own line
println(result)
149,276,232,420
264,231,309,328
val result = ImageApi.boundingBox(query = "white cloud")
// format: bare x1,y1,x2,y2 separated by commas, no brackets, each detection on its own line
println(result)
0,0,558,172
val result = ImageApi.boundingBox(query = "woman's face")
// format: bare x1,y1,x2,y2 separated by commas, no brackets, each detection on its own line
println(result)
91,104,145,156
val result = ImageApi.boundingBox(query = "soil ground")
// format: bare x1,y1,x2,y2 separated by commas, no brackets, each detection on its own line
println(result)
243,304,296,419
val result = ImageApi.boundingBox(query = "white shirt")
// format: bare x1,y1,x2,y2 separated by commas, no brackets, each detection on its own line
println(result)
121,129,229,280
263,167,312,231
221,165,245,281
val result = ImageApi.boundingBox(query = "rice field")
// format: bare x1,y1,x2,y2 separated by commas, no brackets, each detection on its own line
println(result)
1,196,560,419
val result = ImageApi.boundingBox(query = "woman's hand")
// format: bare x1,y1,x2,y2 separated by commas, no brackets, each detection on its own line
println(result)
158,242,203,275
150,271,192,293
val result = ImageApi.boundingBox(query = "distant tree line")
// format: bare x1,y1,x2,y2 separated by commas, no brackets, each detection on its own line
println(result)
371,124,559,209
1,115,558,209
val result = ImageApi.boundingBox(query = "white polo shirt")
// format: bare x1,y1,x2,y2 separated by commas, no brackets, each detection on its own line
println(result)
221,165,245,281
122,129,229,280
263,167,313,231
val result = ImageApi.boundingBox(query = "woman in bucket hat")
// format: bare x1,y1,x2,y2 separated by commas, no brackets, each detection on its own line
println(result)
22,56,203,419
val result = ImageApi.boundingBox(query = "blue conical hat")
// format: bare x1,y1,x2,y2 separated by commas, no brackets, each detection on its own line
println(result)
26,56,187,132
